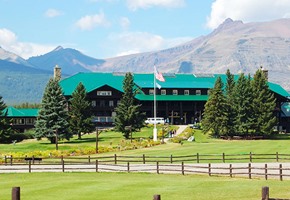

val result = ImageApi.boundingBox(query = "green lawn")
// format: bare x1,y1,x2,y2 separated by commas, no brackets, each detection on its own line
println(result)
1,127,290,160
1,172,290,200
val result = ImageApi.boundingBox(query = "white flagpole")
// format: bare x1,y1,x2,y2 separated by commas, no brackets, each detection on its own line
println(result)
153,66,157,141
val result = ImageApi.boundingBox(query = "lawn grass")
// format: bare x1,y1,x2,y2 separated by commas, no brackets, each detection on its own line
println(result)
1,172,290,200
1,126,290,160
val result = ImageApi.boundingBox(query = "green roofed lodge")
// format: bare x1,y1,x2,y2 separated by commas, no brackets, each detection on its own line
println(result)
58,67,290,131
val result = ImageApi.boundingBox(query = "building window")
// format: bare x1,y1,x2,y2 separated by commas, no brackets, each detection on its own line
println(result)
161,90,166,95
149,89,154,95
97,91,112,96
184,90,189,95
26,118,35,125
14,118,25,125
100,100,105,107
92,100,96,107
173,90,178,95
207,89,210,95
109,100,114,107
196,90,201,95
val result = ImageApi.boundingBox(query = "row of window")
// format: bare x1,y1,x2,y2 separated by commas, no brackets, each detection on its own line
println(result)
12,118,35,125
149,89,207,95
92,100,118,107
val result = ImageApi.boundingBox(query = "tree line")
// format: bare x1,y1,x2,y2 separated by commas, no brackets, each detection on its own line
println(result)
202,69,277,138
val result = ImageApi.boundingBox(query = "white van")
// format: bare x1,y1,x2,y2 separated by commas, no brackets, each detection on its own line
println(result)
145,117,165,125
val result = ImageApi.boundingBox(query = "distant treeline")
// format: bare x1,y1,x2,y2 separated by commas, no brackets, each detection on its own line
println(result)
13,102,40,109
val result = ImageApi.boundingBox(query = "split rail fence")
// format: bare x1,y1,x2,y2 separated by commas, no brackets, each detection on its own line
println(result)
2,152,290,180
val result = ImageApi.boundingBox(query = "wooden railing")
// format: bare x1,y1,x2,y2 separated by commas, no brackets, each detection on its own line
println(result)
2,152,290,165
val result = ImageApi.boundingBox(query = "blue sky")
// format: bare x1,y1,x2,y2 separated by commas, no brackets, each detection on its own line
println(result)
1,0,290,59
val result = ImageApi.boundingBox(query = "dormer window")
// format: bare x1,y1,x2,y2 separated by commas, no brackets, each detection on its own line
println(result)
149,89,154,95
196,90,201,95
161,90,166,95
173,90,178,95
184,90,189,95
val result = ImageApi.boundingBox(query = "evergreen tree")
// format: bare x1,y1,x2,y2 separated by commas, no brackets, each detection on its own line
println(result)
0,96,13,143
202,77,228,137
233,73,254,136
224,69,236,136
114,73,145,139
251,69,277,135
35,78,71,143
69,82,94,139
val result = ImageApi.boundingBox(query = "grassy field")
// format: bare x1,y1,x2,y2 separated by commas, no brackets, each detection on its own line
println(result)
1,172,290,200
1,126,290,157
2,127,290,200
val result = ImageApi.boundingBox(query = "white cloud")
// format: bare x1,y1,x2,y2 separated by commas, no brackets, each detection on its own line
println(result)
120,17,130,29
207,0,290,29
44,9,63,18
75,11,110,30
108,31,192,57
0,28,55,59
126,0,185,11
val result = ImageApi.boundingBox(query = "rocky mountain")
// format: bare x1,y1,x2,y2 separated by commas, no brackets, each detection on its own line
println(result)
1,18,290,104
27,46,105,75
96,18,290,92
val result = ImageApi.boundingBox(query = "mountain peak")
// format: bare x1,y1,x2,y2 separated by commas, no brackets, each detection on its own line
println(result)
53,46,64,51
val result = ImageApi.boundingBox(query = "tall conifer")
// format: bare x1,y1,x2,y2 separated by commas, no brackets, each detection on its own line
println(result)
35,78,71,143
0,96,12,143
114,73,145,139
69,82,94,139
202,77,228,137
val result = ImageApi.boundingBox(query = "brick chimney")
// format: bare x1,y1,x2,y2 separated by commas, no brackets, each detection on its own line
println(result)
260,66,268,81
54,65,61,81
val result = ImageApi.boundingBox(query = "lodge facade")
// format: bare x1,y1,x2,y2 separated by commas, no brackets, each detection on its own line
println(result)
59,70,290,130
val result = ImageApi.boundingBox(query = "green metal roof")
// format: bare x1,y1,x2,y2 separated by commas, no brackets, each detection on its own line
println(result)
59,72,290,99
3,107,38,117
60,73,125,96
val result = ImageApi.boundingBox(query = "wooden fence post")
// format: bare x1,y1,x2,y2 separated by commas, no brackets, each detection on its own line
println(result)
208,163,211,176
62,159,65,172
4,155,7,166
197,153,199,163
153,194,161,200
96,160,98,172
12,187,20,200
249,152,252,163
114,154,117,164
276,152,279,162
222,153,225,163
248,163,251,179
88,155,91,164
279,164,283,181
181,162,184,175
265,164,268,180
261,186,269,200
229,164,232,178
143,154,145,164
157,161,159,174
10,155,13,166
170,155,173,163
32,155,35,164
29,160,31,173
127,162,130,173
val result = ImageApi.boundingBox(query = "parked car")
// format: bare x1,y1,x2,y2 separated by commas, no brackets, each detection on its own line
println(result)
145,117,165,125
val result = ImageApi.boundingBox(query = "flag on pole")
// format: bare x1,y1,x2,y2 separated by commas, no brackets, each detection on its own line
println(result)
154,66,165,82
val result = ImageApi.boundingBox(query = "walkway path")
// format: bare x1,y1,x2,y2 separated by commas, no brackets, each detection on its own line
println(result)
164,125,188,142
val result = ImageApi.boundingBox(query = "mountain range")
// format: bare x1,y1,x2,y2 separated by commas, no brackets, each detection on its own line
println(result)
1,18,290,104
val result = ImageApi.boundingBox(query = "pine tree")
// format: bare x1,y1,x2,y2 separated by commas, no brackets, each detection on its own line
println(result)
35,78,71,143
0,96,13,143
251,69,277,135
224,69,236,136
233,73,254,136
114,73,145,139
202,77,228,137
69,82,94,139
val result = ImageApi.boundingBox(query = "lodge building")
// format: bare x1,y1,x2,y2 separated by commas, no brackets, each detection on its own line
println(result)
59,69,290,130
